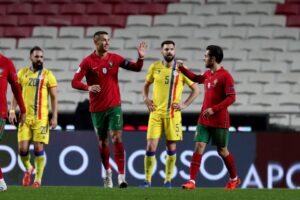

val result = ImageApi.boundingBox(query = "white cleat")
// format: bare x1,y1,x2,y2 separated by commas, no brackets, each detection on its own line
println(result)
0,179,7,192
103,169,113,188
118,174,128,188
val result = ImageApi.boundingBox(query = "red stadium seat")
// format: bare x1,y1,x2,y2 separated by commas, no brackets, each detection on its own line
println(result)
153,0,179,3
19,15,44,26
60,3,86,15
0,29,3,37
72,15,98,26
127,0,151,3
0,0,19,3
34,4,59,15
101,0,125,3
22,0,44,2
98,15,126,27
46,16,72,26
0,5,6,15
139,4,166,14
275,4,300,15
86,3,112,15
73,0,97,3
0,16,18,26
286,0,300,4
287,15,300,27
4,27,31,38
7,3,32,15
113,3,140,15
46,0,71,3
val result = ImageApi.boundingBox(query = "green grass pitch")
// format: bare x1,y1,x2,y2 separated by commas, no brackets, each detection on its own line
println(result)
0,186,299,200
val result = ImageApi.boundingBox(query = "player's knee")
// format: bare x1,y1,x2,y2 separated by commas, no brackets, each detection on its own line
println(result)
19,149,29,156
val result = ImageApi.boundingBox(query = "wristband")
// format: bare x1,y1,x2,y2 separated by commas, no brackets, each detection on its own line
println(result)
9,109,15,114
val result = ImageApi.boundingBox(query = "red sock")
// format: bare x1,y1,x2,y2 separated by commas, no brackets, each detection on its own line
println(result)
190,152,202,181
0,166,3,179
222,153,237,179
113,142,125,174
99,145,110,170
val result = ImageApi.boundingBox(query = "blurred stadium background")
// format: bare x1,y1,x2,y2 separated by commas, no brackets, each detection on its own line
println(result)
0,0,300,188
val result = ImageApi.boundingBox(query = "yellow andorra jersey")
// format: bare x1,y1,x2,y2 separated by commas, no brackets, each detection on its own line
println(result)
18,67,57,120
146,60,194,118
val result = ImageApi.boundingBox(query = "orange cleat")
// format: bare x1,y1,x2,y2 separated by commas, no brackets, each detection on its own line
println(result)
32,181,41,188
224,177,241,190
181,180,196,190
22,167,34,187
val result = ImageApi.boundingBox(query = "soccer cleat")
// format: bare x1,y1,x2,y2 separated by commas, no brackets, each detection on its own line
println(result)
32,181,41,188
224,177,241,190
0,179,7,192
103,169,113,188
181,180,196,190
118,174,128,188
164,181,172,189
22,166,34,187
139,180,151,188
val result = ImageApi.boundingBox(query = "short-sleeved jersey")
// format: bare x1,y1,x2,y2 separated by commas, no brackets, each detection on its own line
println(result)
198,67,235,128
18,67,57,120
0,54,25,118
146,60,194,118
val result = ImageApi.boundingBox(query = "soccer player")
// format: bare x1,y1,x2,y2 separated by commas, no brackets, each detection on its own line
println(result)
179,45,240,190
0,54,26,192
140,40,199,188
9,46,58,188
71,31,147,188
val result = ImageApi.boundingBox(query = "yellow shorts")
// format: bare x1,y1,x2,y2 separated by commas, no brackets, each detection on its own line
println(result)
147,112,182,141
18,119,50,144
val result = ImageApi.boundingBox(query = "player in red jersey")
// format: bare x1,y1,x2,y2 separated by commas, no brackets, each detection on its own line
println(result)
72,31,147,188
0,54,26,192
179,45,240,190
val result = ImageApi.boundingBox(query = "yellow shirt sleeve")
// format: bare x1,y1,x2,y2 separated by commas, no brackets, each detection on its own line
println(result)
47,70,57,88
146,63,154,83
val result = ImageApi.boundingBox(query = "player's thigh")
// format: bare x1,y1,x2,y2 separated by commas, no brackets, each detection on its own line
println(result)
107,106,123,131
211,128,229,147
91,111,108,138
18,120,33,142
194,124,211,143
147,113,163,139
164,113,182,141
0,118,6,141
32,120,50,144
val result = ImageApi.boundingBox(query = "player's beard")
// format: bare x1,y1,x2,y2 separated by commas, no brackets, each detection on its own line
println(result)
164,54,174,63
32,61,43,71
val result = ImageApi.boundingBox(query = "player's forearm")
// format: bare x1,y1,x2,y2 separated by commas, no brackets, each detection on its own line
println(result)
142,81,150,100
178,66,205,83
10,82,26,113
50,95,58,119
71,77,89,91
183,83,200,108
211,94,236,113
122,59,144,72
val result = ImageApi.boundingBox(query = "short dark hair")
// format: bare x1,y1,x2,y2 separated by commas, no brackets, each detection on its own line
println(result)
30,46,43,55
206,45,223,64
161,40,175,48
93,31,108,39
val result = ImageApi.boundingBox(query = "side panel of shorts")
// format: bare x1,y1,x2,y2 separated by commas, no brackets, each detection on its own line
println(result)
164,112,182,141
194,124,229,147
18,119,50,144
0,118,6,141
91,106,123,138
147,112,163,139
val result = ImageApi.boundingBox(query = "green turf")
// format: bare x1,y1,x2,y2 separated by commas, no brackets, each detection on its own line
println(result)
0,186,299,200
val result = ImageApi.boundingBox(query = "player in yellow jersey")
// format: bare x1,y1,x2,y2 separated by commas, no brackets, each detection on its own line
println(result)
9,46,58,188
140,40,200,188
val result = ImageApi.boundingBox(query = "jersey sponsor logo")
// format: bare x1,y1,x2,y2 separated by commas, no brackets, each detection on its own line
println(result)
102,68,107,74
76,67,81,73
213,79,218,87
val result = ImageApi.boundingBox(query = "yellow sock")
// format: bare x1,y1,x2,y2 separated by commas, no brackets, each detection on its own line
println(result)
34,152,45,183
165,154,176,182
144,154,156,183
20,153,32,171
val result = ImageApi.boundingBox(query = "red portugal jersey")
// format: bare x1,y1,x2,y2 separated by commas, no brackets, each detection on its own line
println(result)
0,54,25,118
72,51,143,112
198,67,235,128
